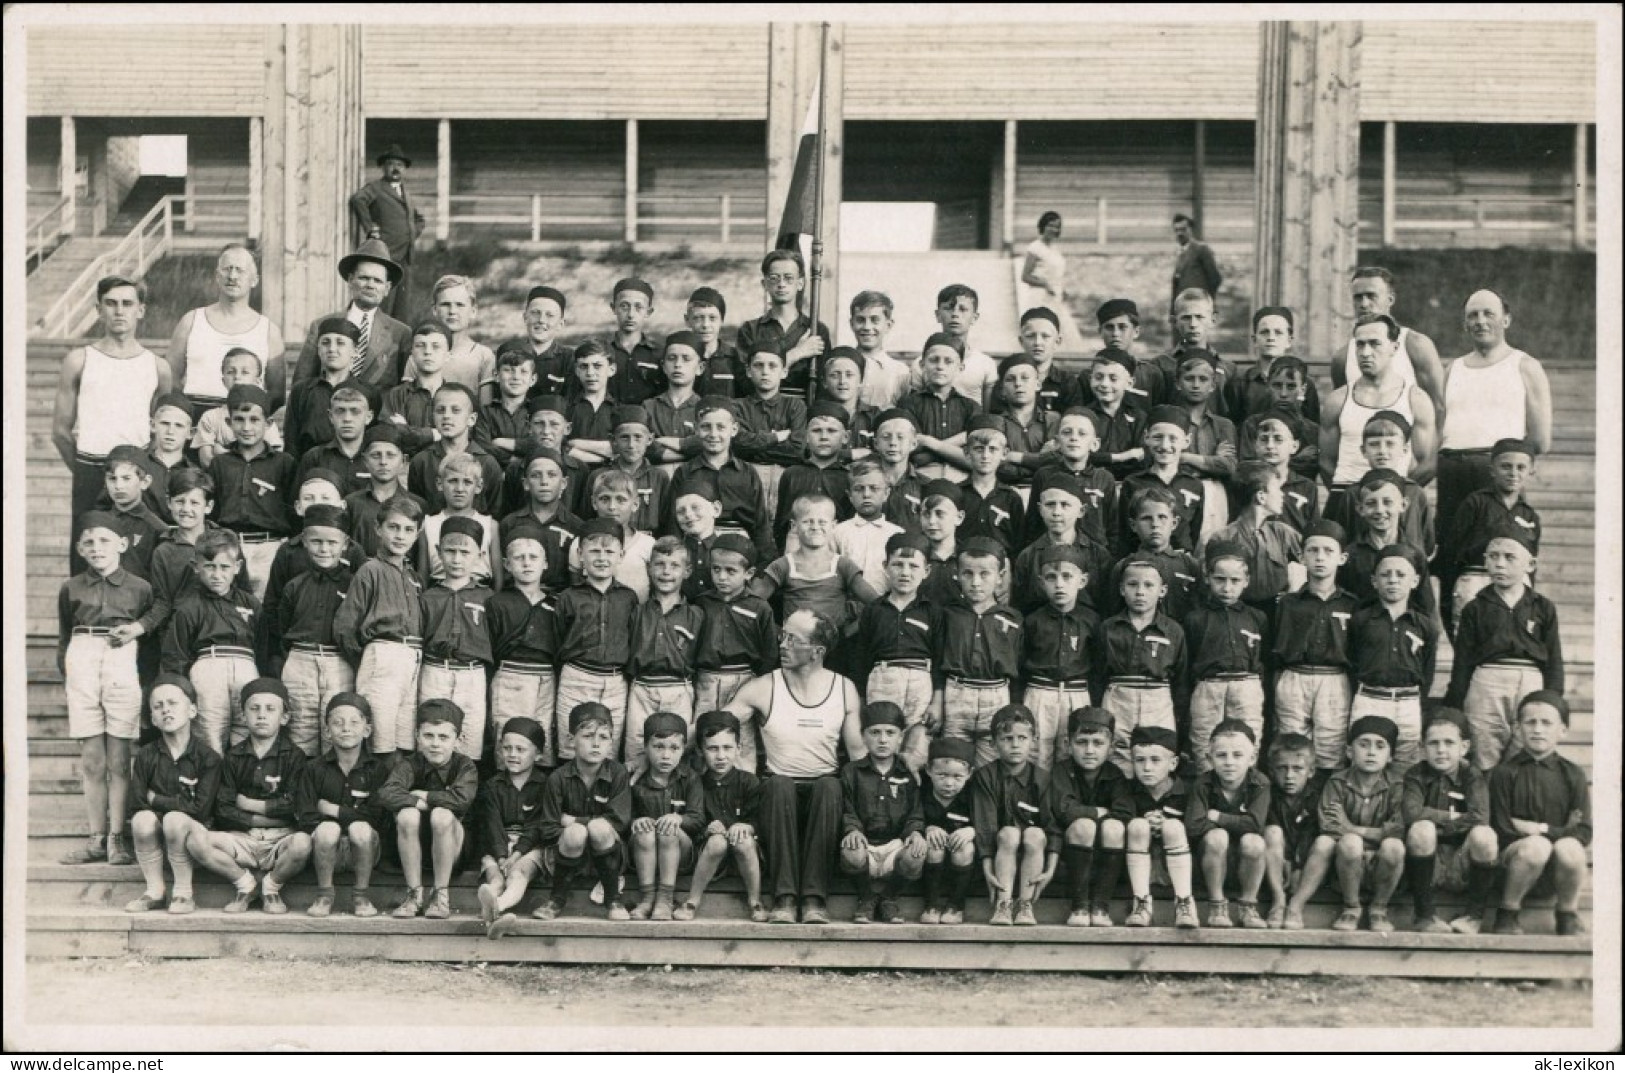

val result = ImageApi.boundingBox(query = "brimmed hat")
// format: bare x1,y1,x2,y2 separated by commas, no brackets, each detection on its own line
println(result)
376,143,412,167
338,237,404,285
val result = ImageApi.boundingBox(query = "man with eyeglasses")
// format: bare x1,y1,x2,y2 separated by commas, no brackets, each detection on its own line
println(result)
724,608,864,924
289,238,411,393
165,243,286,410
735,250,833,404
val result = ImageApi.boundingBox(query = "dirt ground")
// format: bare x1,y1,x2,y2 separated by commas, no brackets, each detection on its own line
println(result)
22,957,1592,1033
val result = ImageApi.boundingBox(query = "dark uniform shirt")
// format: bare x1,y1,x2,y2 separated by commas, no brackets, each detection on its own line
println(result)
566,393,619,445
209,446,299,537
1318,768,1403,840
1271,586,1359,671
422,581,494,664
1104,547,1203,623
733,394,809,467
1488,750,1592,847
283,377,348,461
666,455,776,566
1111,775,1191,828
378,380,438,454
775,462,853,547
696,342,747,400
1225,363,1322,431
921,781,975,834
1401,761,1489,843
1117,469,1205,555
59,567,159,646
297,442,373,497
270,561,354,669
956,481,1025,555
694,591,780,674
343,486,428,560
970,761,1052,858
1340,537,1440,622
1273,472,1322,536
498,506,582,595
1266,776,1325,866
215,733,307,831
901,389,977,471
161,586,263,673
1098,611,1186,685
699,766,762,828
608,335,663,404
537,759,633,844
332,556,424,665
503,451,594,521
475,399,533,468
627,597,704,680
735,314,832,401
1086,401,1145,481
993,366,1082,418
1185,768,1272,841
554,581,639,670
1022,602,1099,684
129,732,222,823
1046,759,1132,830
1011,533,1113,615
407,440,506,518
294,748,390,831
841,757,925,843
1182,598,1268,683
936,602,1024,686
376,750,480,819
853,595,939,679
485,588,559,667
584,459,668,535
476,770,549,859
630,765,706,840
883,469,928,533
511,340,575,400
1444,586,1564,709
1440,488,1542,581
100,502,168,582
1348,604,1437,691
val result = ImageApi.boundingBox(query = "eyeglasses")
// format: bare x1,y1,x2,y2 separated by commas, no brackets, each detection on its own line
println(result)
781,633,819,648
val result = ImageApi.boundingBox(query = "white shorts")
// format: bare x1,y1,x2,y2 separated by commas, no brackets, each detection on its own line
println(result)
64,633,141,740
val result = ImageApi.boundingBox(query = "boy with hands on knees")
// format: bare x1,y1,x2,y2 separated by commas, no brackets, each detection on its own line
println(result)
533,702,634,921
1047,706,1130,927
679,710,767,922
626,712,706,922
971,705,1056,926
1185,719,1271,929
290,693,389,918
378,699,479,920
1114,725,1200,929
839,702,928,925
477,717,551,940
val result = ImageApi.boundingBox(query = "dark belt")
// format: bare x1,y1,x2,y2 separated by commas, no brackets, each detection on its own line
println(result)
231,531,283,544
194,645,256,660
1439,448,1493,457
1482,660,1541,670
634,674,689,686
373,636,423,649
1109,677,1170,690
497,660,554,676
1026,676,1090,690
1286,664,1346,676
566,660,624,676
1202,672,1260,683
71,626,114,637
1357,684,1420,700
873,659,930,671
703,664,755,675
947,676,1007,689
423,656,483,672
291,642,342,656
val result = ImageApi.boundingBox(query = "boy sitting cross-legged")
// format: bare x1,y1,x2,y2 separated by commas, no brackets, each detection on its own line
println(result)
533,702,634,922
378,699,480,920
626,712,706,922
1046,706,1130,927
289,693,389,918
1114,725,1200,929
1402,709,1499,935
1184,718,1272,929
123,675,223,916
677,710,767,922
478,716,551,940
971,704,1056,926
839,702,928,925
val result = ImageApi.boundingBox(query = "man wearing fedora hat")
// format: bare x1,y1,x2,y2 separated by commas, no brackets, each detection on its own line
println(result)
290,238,411,392
349,145,425,318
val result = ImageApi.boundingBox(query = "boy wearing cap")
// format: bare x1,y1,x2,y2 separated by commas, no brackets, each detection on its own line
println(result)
1086,351,1149,485
915,479,967,608
988,353,1061,492
122,675,223,915
669,474,723,602
1025,408,1117,552
1287,715,1406,932
1325,412,1434,555
1092,298,1162,408
917,737,978,924
284,318,363,461
260,470,359,629
604,278,661,404
291,694,389,917
916,284,998,408
148,469,221,656
486,521,560,749
272,504,357,757
1104,486,1202,623
553,518,638,760
378,699,480,919
1098,555,1187,776
1340,469,1440,627
106,393,197,525
1206,461,1304,607
1182,542,1270,767
1185,719,1271,928
1112,724,1200,928
683,287,740,399
1012,472,1112,615
1439,439,1542,632
344,424,424,559
296,387,375,497
937,539,1024,768
208,383,298,602
667,397,776,566
476,716,551,938
1118,405,1205,555
419,515,494,761
193,348,285,468
853,532,940,770
956,415,1025,556
868,409,927,532
1227,307,1321,425
1445,526,1563,770
1242,409,1320,536
93,445,168,585
58,512,156,866
997,307,1080,418
421,451,501,589
902,334,976,481
736,251,833,403
1156,290,1238,416
772,402,854,549
1272,519,1360,770
971,705,1055,926
500,444,583,595
849,291,910,409
1047,707,1130,926
333,494,426,758
503,396,590,519
1261,733,1324,928
380,320,454,454
679,710,767,921
477,346,539,468
533,702,635,920
835,459,904,595
506,284,574,396
839,702,928,924
1402,709,1499,934
1238,359,1321,481
1021,544,1101,768
733,346,809,520
646,336,704,470
597,405,669,534
190,678,310,914
624,539,704,773
693,533,779,772
1348,542,1437,769
1490,691,1590,937
161,530,264,753
624,712,705,921
563,341,622,461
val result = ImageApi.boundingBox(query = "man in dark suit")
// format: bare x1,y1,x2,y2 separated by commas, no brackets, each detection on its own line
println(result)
290,238,411,392
349,145,425,318
1171,213,1222,310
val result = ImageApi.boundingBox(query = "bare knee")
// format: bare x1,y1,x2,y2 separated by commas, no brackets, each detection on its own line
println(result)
1021,827,1047,856
950,843,977,868
1098,819,1125,848
1511,835,1554,866
1238,833,1266,860
996,826,1020,852
1406,820,1437,855
160,811,194,841
558,825,588,855
1203,828,1230,853
1126,818,1151,850
1065,818,1097,847
129,811,161,839
633,828,657,852
79,742,109,780
1264,825,1285,853
1551,838,1587,871
1335,833,1365,861
348,822,378,848
1465,826,1497,861
428,807,459,834
586,817,619,850
703,833,729,857
1377,839,1405,866
395,808,422,834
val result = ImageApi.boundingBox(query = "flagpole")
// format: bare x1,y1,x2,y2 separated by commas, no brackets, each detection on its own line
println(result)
807,21,829,330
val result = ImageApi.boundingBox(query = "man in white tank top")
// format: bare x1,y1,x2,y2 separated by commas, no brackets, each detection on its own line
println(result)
165,244,286,408
1436,289,1554,589
726,609,864,924
1333,267,1446,415
52,276,172,548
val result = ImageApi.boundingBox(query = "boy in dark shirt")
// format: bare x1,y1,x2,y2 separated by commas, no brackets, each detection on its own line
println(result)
479,347,539,468
919,737,978,925
937,539,1024,768
533,702,634,921
626,712,706,921
665,397,776,566
162,529,263,755
1011,472,1112,615
1185,719,1271,929
1490,691,1590,937
96,445,168,583
678,710,766,921
839,702,928,925
902,333,976,480
1098,556,1187,775
477,717,551,940
273,504,356,758
1085,349,1147,481
1242,409,1320,535
1402,709,1498,934
1117,405,1204,554
486,522,560,756
606,278,661,404
733,346,809,519
378,699,479,920
379,319,454,454
1047,706,1129,927
1272,519,1359,771
853,532,940,771
1338,465,1440,626
971,704,1055,926
1182,541,1269,768
289,693,388,918
553,517,638,761
1024,408,1117,551
1114,725,1199,928
295,385,374,497
1020,544,1100,769
343,424,423,560
417,515,494,761
499,445,582,594
1103,486,1202,620
956,415,1025,556
1348,543,1437,770
1261,733,1323,928
123,674,223,915
624,539,704,774
210,383,299,602
693,533,779,773
687,287,744,398
1439,438,1542,631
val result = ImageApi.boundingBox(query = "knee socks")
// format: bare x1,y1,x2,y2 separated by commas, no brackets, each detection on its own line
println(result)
1063,845,1094,908
922,862,943,908
1094,848,1126,905
947,861,977,908
1407,853,1437,918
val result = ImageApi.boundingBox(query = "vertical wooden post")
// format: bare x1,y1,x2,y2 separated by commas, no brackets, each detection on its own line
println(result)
1002,119,1018,253
183,167,196,233
248,116,264,245
1192,119,1206,235
59,116,77,237
1574,122,1589,248
1097,196,1108,246
531,194,542,243
436,118,451,243
813,24,844,332
624,119,639,244
766,23,821,254
1254,21,1362,365
1381,120,1396,247
721,193,732,244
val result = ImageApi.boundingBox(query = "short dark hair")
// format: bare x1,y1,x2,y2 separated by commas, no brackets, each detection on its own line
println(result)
850,290,894,318
194,529,242,562
1129,484,1178,518
167,467,214,499
1172,213,1196,227
434,381,480,411
1037,211,1062,232
1235,460,1281,502
379,493,426,527
797,609,839,652
936,283,979,311
761,249,805,277
1268,732,1315,765
1350,266,1396,289
1353,313,1402,342
97,275,145,303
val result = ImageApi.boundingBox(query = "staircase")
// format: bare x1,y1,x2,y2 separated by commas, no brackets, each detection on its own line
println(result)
17,342,1599,977
26,236,127,329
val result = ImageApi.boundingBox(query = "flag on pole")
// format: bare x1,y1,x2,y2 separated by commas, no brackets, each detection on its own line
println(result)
775,72,820,256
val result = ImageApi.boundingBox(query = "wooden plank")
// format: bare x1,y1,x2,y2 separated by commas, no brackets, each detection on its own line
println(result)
27,27,268,117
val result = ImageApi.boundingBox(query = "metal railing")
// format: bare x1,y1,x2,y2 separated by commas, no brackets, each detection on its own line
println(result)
34,195,177,339
443,190,765,244
26,195,72,272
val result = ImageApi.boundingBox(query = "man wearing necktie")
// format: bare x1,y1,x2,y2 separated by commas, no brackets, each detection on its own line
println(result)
290,238,411,393
349,145,426,319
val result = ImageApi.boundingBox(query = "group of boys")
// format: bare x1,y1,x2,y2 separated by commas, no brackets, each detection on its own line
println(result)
55,251,1585,936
